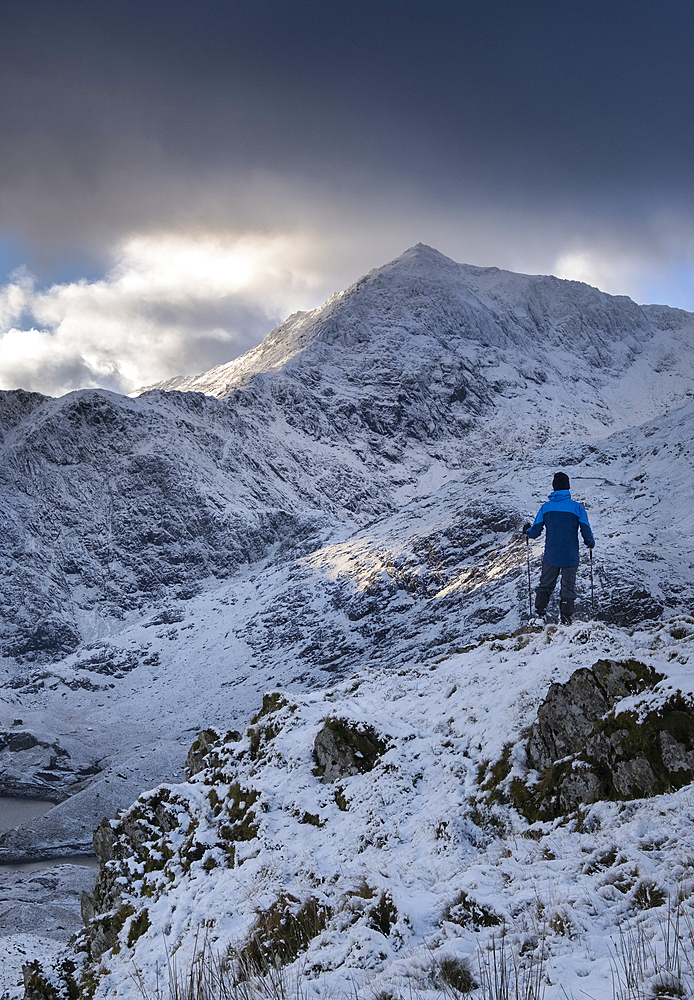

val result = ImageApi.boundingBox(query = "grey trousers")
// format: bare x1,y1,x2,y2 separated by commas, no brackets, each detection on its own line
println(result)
535,563,577,612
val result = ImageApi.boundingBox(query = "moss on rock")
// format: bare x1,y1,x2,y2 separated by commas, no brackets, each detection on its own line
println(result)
185,728,222,778
250,692,289,724
491,658,694,822
313,718,388,783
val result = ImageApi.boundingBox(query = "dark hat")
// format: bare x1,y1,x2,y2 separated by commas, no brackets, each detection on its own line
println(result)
553,472,570,491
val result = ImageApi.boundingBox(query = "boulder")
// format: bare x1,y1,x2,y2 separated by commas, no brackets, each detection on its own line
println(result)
313,720,387,783
314,726,360,783
527,659,663,771
501,660,694,821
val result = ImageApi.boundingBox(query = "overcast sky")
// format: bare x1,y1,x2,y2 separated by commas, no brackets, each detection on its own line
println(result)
1,0,693,397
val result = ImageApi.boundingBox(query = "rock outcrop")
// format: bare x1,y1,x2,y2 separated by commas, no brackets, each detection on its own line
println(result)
79,722,265,961
0,729,88,803
313,719,388,783
526,659,664,771
508,659,694,821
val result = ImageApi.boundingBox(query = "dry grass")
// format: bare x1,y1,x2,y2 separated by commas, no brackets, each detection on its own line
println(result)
610,899,694,1000
128,886,694,1000
476,930,546,1000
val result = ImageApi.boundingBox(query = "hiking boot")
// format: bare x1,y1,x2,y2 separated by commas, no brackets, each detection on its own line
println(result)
560,601,574,625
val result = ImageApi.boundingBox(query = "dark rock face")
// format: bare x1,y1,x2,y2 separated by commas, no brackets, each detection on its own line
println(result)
593,585,665,627
92,816,115,866
0,388,349,664
511,660,694,821
80,818,119,953
5,618,83,660
314,726,360,783
313,720,388,783
0,730,81,802
83,801,180,960
185,728,222,779
527,659,663,772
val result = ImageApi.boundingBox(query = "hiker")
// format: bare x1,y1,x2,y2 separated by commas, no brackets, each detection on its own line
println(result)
523,472,594,624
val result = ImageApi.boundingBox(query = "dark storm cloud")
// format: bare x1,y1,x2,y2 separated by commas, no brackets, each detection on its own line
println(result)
2,0,693,253
1,0,693,396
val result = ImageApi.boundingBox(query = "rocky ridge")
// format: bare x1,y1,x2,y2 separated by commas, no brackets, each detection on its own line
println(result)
24,618,694,1000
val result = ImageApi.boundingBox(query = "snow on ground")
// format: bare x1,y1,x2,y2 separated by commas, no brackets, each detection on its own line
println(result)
3,246,694,864
28,615,694,1000
3,391,694,864
4,245,694,996
1,936,66,999
0,863,98,999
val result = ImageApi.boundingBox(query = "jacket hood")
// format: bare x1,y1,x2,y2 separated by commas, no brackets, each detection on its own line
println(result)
548,489,571,501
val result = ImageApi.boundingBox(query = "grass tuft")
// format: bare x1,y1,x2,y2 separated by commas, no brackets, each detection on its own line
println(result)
438,956,478,994
235,893,331,977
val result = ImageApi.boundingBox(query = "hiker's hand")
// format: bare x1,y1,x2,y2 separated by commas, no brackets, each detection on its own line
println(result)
522,523,531,534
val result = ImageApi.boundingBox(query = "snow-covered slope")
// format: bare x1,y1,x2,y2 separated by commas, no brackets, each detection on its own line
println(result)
136,244,694,449
16,617,694,1000
2,244,694,849
3,245,693,666
3,395,694,867
3,245,694,998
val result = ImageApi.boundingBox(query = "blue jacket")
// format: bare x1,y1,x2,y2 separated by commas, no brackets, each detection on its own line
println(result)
525,490,594,567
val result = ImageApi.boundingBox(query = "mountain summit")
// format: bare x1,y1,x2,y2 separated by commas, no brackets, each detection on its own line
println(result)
136,244,694,448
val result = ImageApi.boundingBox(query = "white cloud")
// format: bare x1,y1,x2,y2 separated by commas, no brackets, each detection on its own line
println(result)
552,234,694,311
0,231,328,397
2,198,694,400
553,249,639,293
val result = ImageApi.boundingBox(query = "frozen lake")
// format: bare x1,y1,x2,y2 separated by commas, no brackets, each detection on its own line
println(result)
0,853,100,872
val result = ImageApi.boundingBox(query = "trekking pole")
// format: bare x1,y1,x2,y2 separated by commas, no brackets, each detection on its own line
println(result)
526,533,533,619
590,548,595,618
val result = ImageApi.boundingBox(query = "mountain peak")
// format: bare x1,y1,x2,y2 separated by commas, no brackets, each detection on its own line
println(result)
388,242,501,277
402,242,448,258
133,245,694,406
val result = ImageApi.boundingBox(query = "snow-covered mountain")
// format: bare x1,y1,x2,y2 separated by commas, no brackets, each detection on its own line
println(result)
137,245,694,446
3,245,694,999
3,245,693,664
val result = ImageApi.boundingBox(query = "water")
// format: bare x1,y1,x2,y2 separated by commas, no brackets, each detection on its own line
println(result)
0,796,100,872
0,795,54,832
0,853,100,873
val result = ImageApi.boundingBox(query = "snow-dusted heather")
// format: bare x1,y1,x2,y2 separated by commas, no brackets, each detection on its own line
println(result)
14,617,694,1000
